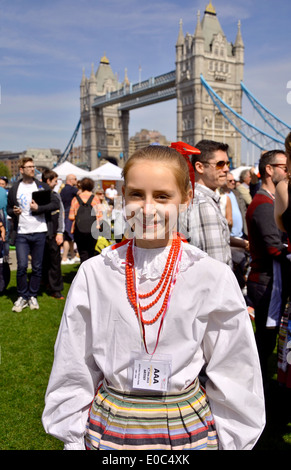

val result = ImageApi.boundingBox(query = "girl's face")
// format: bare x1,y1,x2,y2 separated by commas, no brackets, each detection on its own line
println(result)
123,160,192,248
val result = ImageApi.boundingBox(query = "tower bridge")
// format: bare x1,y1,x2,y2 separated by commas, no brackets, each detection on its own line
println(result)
61,2,290,170
92,70,176,110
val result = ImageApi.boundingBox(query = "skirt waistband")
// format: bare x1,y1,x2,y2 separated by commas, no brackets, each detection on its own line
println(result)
102,377,200,405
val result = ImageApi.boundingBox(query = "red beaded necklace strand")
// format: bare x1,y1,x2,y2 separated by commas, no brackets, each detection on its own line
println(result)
125,236,181,325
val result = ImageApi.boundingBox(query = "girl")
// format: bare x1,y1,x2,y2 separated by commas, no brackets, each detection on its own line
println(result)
42,144,265,450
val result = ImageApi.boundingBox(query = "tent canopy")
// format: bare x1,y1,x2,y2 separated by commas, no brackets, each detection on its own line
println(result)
230,165,260,181
230,166,251,181
89,162,123,181
54,161,90,180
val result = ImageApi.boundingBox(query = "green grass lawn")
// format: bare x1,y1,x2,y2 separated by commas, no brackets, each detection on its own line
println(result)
0,264,78,450
0,261,290,450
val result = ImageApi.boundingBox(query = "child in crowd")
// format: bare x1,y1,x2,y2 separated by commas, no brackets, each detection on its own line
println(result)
42,144,265,450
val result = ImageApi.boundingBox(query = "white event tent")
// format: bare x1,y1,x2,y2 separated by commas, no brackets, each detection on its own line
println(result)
230,166,251,181
230,165,259,181
89,162,123,181
54,161,90,180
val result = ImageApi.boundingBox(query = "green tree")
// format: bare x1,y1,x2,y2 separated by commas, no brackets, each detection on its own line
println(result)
0,161,11,179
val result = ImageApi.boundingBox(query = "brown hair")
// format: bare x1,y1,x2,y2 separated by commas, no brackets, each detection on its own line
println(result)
42,169,58,182
285,132,291,157
18,156,34,169
285,132,291,179
122,145,190,201
79,177,95,192
191,140,229,166
259,149,286,180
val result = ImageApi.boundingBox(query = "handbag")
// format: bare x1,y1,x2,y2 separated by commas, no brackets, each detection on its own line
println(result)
0,257,10,293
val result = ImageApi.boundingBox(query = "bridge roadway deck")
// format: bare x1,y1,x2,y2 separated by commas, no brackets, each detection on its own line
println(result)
92,70,176,110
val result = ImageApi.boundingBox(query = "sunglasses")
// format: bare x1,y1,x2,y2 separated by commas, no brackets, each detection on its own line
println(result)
203,160,230,170
270,164,287,172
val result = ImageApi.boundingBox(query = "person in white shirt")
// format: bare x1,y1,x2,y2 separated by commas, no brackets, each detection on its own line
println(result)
105,183,118,205
42,144,265,450
7,157,59,312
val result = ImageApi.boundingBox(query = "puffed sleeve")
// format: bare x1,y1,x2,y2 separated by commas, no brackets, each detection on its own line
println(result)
42,265,104,450
202,266,265,450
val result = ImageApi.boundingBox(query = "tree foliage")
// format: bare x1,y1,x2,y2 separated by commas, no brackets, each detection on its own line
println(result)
0,161,11,179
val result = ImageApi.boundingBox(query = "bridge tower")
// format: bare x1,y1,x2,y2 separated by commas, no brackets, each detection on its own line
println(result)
176,1,244,166
80,55,129,170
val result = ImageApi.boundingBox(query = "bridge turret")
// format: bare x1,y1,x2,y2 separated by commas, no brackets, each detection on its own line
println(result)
176,18,184,47
193,11,204,55
234,20,244,82
89,63,98,98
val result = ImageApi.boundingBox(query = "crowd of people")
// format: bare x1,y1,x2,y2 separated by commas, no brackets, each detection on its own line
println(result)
0,163,120,304
0,135,290,450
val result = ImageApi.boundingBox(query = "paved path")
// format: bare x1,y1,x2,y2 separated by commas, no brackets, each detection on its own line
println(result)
8,249,17,271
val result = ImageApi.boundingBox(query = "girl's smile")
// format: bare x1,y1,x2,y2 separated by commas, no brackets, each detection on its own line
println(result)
123,160,191,248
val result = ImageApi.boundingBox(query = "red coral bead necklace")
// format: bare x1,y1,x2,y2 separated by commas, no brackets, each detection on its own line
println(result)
125,235,182,325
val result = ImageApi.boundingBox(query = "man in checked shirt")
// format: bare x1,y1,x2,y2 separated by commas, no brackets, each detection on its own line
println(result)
186,140,248,268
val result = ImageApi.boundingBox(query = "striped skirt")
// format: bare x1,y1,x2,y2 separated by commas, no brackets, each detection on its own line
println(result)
85,378,218,450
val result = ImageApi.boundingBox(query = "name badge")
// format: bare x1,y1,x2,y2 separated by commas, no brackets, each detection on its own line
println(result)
132,358,171,392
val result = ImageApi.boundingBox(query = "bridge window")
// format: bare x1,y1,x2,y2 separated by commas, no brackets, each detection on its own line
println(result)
215,113,223,129
216,90,224,100
107,136,114,145
107,118,114,129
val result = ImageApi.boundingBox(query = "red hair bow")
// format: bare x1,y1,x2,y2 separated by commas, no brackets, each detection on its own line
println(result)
170,141,200,191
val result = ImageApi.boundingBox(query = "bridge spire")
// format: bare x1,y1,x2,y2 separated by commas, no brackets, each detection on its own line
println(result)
234,20,244,47
176,18,184,46
205,1,216,15
123,67,130,87
194,10,203,38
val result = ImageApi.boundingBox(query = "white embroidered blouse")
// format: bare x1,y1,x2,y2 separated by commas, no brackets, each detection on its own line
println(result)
42,241,265,450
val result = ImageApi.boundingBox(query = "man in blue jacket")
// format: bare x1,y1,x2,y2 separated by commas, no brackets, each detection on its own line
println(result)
7,157,59,312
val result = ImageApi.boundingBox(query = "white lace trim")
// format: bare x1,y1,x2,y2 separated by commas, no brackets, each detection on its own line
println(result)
102,241,208,279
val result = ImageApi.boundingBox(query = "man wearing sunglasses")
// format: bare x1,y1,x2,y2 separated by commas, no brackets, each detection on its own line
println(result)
187,139,232,267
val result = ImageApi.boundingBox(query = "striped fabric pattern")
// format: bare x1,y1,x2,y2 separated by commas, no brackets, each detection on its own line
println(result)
85,379,218,450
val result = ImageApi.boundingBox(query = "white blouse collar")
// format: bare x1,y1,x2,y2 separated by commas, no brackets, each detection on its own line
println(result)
102,240,208,279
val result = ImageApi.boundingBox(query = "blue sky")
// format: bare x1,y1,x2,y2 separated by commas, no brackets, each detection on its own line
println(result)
1,0,290,155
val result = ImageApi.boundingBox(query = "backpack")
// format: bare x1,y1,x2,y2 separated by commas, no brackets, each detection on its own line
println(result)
75,194,96,234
